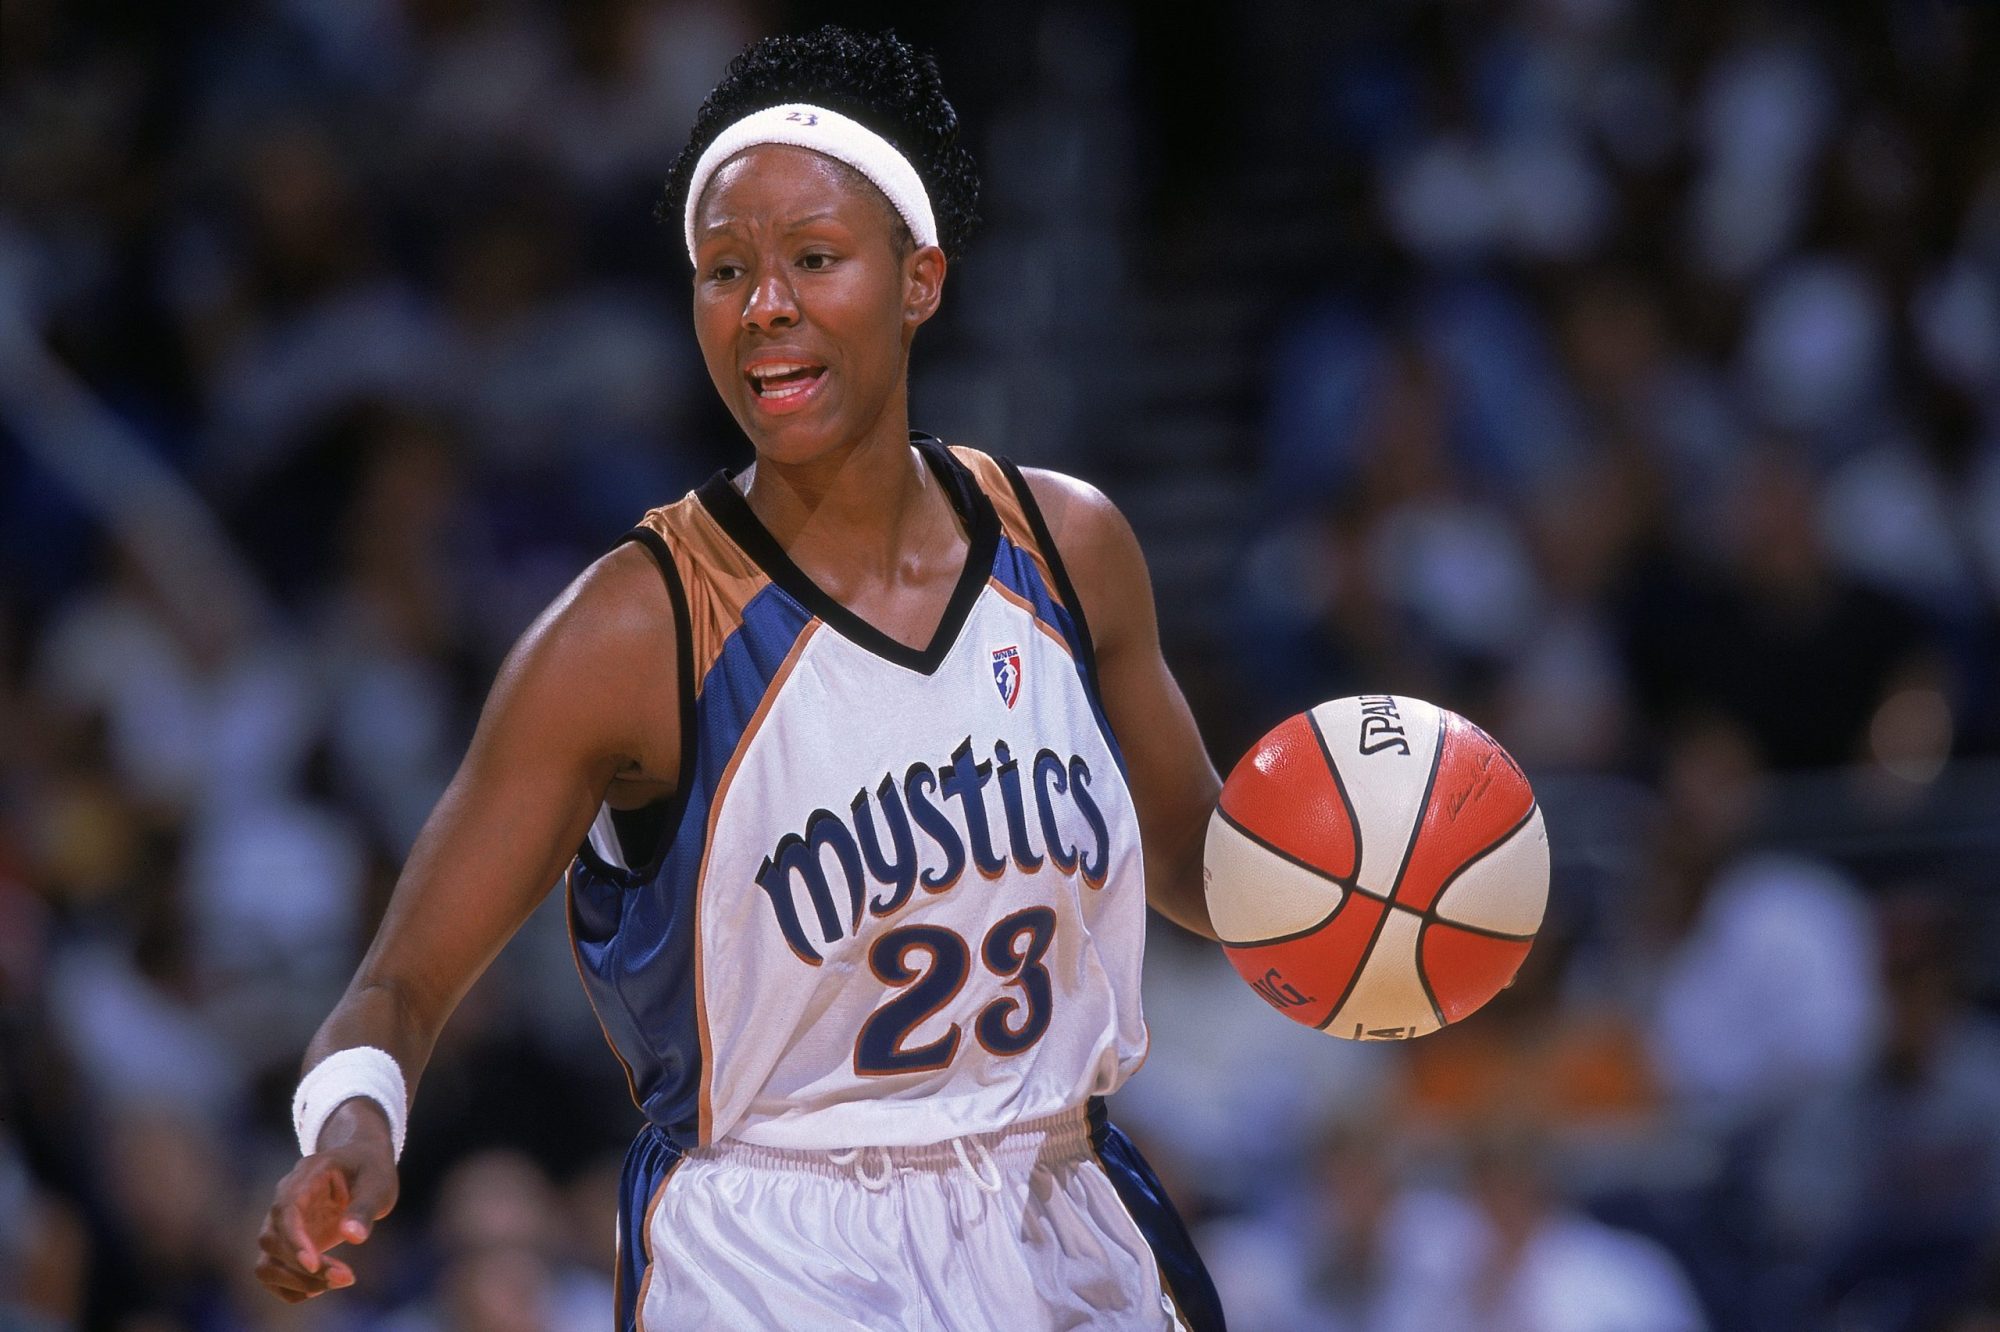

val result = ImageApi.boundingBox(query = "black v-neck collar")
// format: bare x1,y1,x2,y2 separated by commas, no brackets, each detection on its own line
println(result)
695,433,1000,675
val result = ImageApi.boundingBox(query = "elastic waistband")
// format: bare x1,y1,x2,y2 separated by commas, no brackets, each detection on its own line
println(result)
692,1107,1094,1178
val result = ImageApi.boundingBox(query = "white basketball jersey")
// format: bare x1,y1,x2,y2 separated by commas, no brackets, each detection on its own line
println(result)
567,439,1149,1150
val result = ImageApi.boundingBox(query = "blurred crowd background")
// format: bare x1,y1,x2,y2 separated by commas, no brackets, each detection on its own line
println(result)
3,1,1999,1329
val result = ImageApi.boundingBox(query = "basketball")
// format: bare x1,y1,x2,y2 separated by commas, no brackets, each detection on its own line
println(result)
1203,695,1548,1040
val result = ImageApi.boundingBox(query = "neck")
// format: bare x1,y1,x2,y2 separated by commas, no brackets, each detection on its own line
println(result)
741,398,938,572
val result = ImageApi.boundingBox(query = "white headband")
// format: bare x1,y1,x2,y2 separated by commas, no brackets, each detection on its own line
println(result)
682,102,939,263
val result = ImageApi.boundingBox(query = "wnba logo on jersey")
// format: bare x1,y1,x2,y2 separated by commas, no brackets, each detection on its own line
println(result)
991,645,1022,708
754,736,1112,965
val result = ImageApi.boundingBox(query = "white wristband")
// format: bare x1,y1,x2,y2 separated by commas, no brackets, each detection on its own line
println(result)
292,1046,408,1161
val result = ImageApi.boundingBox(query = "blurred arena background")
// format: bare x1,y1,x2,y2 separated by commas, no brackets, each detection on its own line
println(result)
4,1,2000,1328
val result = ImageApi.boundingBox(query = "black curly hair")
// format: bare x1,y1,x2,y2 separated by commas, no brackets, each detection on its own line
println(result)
661,26,981,262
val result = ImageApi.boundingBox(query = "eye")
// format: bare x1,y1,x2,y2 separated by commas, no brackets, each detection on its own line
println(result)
798,251,836,271
708,262,743,283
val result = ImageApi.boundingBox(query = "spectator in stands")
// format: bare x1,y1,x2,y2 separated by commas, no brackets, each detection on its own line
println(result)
1759,890,2000,1331
377,1150,612,1332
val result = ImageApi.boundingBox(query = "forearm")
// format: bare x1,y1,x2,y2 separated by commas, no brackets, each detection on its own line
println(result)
1147,820,1218,941
1013,470,1221,941
299,977,443,1153
306,976,441,1077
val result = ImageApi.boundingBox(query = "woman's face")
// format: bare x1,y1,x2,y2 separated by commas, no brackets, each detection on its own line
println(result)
690,144,944,467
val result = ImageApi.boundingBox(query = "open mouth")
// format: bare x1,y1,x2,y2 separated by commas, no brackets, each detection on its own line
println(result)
745,361,828,400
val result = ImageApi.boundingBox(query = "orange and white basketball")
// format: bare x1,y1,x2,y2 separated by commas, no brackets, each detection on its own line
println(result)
1203,695,1548,1040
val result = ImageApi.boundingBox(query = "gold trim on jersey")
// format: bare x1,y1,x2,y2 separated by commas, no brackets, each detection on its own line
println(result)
950,446,1059,593
635,496,772,694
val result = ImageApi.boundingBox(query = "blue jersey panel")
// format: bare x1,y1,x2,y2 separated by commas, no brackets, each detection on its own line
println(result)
989,533,1126,776
569,581,815,1143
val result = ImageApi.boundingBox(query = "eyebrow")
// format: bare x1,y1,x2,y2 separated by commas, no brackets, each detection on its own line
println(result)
696,210,850,243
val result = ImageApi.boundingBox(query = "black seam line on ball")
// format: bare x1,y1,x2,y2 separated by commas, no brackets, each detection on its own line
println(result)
1212,806,1366,895
1413,914,1448,1030
1219,900,1346,950
1304,706,1365,882
1385,708,1448,906
1419,801,1543,932
1386,898,1537,940
1316,710,1445,1032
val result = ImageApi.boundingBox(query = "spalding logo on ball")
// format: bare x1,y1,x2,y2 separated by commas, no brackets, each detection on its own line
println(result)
1204,695,1548,1040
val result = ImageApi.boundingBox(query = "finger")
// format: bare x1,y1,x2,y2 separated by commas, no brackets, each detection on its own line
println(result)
323,1257,355,1288
256,1248,322,1288
256,1253,330,1298
258,1228,302,1265
279,1203,321,1272
341,1171,399,1243
258,1228,326,1283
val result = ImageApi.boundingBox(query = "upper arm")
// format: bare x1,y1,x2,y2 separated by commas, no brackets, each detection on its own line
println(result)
1021,469,1220,937
349,540,683,1035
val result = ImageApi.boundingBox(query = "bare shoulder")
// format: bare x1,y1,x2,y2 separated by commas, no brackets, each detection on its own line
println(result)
483,538,681,785
1016,467,1153,654
1017,468,1139,566
517,540,677,677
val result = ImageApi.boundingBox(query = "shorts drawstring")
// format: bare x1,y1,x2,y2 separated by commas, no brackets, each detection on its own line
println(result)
831,1136,1005,1193
951,1135,1005,1195
829,1144,896,1191
727,1106,1089,1194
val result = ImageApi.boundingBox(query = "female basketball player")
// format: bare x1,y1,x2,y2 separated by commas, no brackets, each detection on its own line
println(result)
255,27,1225,1329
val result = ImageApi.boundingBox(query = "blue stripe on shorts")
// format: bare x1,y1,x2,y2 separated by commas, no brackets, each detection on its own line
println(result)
1088,1099,1227,1332
616,1122,684,1331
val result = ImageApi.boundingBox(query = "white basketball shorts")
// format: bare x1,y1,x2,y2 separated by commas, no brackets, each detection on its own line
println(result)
612,1104,1223,1330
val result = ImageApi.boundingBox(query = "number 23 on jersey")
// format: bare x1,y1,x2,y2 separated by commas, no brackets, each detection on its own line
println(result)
855,906,1057,1075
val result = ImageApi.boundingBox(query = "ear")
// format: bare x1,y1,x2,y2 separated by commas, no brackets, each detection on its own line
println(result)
901,245,947,331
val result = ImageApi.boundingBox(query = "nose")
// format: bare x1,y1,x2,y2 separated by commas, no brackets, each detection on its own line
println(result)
741,268,800,333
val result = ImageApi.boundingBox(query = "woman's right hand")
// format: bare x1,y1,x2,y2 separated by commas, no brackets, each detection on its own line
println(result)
253,1106,400,1303
251,541,679,1302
